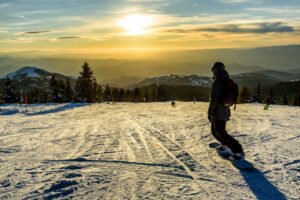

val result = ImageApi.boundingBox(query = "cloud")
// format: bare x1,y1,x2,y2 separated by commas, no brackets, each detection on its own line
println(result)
0,28,8,33
24,31,51,34
167,22,295,34
0,37,49,44
0,3,11,8
125,0,164,1
218,0,257,4
56,36,81,40
247,7,300,15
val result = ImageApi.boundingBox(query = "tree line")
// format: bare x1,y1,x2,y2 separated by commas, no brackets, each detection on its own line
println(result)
238,83,300,106
0,62,300,106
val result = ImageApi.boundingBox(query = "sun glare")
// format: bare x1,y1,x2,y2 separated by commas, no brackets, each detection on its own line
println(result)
119,14,153,36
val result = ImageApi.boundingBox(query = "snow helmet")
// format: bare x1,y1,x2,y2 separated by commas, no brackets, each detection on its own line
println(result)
211,62,225,72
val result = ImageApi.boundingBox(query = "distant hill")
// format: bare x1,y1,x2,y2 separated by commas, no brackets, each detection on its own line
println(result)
226,63,264,74
1,44,300,80
1,66,299,99
0,66,76,91
100,76,145,88
284,68,300,75
231,70,297,88
128,69,299,89
127,75,210,89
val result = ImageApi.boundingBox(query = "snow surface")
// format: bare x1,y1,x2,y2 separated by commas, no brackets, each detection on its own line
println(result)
0,103,299,199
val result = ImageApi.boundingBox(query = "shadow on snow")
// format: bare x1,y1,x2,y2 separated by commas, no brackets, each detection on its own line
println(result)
240,168,287,200
0,103,90,116
44,158,184,171
25,103,90,116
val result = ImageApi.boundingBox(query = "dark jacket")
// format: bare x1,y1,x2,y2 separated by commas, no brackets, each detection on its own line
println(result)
208,70,231,121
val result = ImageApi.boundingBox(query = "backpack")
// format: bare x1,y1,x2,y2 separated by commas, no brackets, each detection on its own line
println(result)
221,78,239,108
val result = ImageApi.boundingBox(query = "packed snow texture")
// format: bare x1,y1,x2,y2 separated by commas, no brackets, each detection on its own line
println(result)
0,103,299,199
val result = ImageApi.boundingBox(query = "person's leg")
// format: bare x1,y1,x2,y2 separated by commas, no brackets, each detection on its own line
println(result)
213,120,244,154
211,121,225,145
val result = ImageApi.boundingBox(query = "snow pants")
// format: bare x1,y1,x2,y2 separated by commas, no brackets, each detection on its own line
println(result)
211,120,244,154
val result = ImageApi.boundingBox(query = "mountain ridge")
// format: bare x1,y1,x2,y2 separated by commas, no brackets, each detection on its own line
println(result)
1,66,299,98
0,66,76,92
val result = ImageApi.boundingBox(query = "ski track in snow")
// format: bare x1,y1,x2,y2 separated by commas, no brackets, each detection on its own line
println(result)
0,103,299,199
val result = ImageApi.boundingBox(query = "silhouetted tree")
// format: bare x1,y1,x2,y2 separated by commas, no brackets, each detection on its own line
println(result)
111,88,117,102
27,87,48,103
119,88,125,102
294,94,300,106
75,62,96,102
91,77,99,102
239,86,251,103
104,84,111,102
125,89,131,102
3,77,20,103
253,83,262,103
157,85,168,101
133,88,140,102
65,78,74,102
58,79,66,102
282,92,288,105
49,74,59,103
269,88,274,98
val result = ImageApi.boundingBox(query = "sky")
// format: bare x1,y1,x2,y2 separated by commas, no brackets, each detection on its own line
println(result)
0,0,300,57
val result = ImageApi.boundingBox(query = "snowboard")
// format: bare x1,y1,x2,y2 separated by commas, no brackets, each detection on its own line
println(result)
209,142,254,170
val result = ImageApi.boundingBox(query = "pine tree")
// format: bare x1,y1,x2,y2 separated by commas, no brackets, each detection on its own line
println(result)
268,87,275,104
112,88,119,102
49,74,59,103
58,80,66,102
125,89,131,102
119,89,125,102
253,83,262,103
133,88,140,102
92,77,98,103
65,78,74,102
3,77,20,103
294,94,300,106
96,85,103,103
104,84,111,102
75,62,96,103
239,86,251,103
282,92,288,105
269,88,274,98
157,85,167,101
293,96,297,106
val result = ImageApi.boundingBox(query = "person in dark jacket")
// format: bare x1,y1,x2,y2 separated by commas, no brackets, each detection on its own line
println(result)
208,62,245,160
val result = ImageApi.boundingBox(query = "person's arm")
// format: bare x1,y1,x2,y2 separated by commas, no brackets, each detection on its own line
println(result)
208,80,222,121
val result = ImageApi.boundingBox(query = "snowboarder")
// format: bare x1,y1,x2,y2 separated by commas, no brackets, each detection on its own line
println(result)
171,100,176,108
208,62,245,160
264,96,273,110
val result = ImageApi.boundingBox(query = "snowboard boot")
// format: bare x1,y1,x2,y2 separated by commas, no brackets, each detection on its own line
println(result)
216,145,233,156
229,153,245,161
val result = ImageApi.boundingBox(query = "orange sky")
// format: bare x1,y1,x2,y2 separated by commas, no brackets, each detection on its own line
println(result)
0,0,299,57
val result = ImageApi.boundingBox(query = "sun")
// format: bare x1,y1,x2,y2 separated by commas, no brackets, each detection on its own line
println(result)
119,14,153,36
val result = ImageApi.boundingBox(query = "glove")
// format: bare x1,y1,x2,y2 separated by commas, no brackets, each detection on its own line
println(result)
208,114,214,122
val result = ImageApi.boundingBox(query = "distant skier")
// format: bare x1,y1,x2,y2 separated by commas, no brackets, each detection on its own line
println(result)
171,100,176,108
208,62,245,160
264,96,272,110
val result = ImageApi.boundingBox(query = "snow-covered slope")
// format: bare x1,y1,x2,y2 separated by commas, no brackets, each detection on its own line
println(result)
5,66,50,79
0,66,76,91
0,103,299,199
